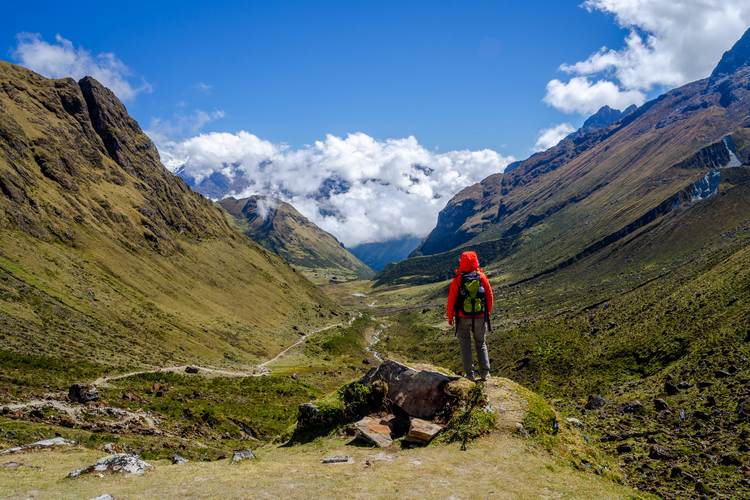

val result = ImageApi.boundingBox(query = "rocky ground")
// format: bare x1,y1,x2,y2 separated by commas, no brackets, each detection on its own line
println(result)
0,361,645,499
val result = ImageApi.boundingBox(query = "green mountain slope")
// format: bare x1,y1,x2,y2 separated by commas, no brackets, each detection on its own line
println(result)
219,195,373,280
370,29,750,498
0,61,333,370
381,29,750,287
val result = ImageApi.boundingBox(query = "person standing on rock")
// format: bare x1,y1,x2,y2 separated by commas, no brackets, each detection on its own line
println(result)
446,251,494,381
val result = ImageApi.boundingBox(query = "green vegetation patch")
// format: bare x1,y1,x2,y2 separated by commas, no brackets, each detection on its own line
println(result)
101,372,318,444
439,383,497,449
0,350,109,401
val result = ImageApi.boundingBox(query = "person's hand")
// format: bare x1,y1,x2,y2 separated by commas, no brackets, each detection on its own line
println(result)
448,317,454,326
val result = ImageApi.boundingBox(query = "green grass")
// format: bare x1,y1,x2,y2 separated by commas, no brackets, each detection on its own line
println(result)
0,350,109,401
438,383,497,448
99,373,318,446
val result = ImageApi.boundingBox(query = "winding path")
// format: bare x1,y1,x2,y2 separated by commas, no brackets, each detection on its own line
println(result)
94,318,356,386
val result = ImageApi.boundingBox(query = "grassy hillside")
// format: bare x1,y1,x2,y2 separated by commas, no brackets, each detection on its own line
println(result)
221,195,373,282
0,61,333,374
372,183,750,497
382,56,750,286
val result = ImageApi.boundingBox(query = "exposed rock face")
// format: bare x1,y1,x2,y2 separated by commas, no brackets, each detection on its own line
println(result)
68,384,99,403
360,360,457,419
68,454,151,478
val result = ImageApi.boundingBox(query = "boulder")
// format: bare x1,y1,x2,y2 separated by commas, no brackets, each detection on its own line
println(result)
68,384,99,403
296,403,329,429
231,449,255,463
321,455,353,464
654,399,670,412
664,381,679,395
648,446,674,460
360,360,457,419
622,400,645,414
616,444,632,454
171,454,188,465
739,399,750,417
720,454,742,466
184,366,199,374
68,454,151,478
354,416,393,448
565,417,584,428
0,437,76,455
406,418,443,443
676,381,692,390
585,395,607,410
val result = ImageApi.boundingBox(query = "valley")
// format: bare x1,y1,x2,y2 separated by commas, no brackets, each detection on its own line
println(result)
3,23,750,500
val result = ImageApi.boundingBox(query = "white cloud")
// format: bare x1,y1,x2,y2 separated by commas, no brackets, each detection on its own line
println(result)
544,77,645,114
533,123,576,152
545,0,750,114
12,33,150,101
157,131,514,246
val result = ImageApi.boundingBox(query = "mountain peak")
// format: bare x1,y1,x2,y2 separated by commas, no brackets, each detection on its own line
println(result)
710,27,750,80
581,105,623,131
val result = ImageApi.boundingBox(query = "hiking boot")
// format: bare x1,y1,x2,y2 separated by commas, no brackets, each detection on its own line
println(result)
479,373,490,382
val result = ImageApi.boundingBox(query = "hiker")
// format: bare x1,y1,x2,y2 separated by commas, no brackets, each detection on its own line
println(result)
446,251,494,381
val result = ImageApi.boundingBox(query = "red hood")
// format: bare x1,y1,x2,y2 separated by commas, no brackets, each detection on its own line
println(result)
457,251,480,273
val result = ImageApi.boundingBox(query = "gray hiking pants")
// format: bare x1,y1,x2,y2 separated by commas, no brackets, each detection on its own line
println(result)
456,316,490,379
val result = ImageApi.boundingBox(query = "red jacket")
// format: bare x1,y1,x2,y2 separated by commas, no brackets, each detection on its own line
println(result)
446,251,494,323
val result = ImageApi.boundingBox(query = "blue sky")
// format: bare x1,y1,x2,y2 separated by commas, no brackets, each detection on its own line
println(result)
4,0,627,153
4,1,750,245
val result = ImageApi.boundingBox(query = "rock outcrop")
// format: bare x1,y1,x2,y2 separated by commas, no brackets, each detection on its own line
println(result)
360,360,458,420
293,360,533,449
68,454,151,478
68,384,99,403
0,437,75,455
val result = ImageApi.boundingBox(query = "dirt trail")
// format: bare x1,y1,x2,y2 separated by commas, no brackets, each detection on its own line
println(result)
93,365,267,387
2,319,359,436
94,318,356,387
258,319,352,368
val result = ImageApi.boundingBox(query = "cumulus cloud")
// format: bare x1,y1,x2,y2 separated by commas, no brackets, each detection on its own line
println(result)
545,0,750,114
544,77,646,114
157,131,513,246
533,123,576,152
12,33,150,101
